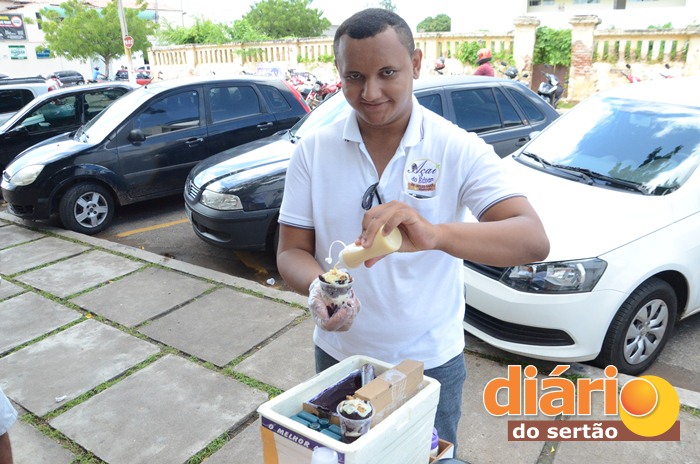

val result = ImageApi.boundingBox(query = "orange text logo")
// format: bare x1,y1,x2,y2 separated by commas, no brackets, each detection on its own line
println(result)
483,365,680,441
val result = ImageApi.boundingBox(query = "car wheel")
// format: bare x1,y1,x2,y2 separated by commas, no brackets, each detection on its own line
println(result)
77,80,85,85
59,183,115,235
596,278,677,375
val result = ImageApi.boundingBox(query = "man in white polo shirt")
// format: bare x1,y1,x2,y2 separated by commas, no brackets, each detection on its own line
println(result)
276,8,550,449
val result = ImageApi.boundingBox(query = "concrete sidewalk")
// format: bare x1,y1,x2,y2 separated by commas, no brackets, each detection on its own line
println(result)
1,212,698,464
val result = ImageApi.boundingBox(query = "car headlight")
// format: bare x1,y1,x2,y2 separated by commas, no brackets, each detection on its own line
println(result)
8,165,44,186
200,189,243,211
500,258,607,293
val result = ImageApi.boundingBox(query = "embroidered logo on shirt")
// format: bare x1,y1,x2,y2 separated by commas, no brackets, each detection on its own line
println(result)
406,159,440,197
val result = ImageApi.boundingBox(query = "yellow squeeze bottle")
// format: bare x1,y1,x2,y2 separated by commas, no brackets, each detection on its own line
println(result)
338,226,402,269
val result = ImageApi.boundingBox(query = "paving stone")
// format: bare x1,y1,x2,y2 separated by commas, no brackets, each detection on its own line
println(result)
0,224,43,249
0,236,89,275
0,292,82,353
0,319,159,416
140,288,303,367
16,250,143,298
205,419,264,464
11,419,75,464
235,317,316,391
72,267,214,327
50,355,269,464
0,278,23,299
455,354,551,462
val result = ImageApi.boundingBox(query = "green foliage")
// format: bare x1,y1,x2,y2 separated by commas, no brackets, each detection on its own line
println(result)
231,18,270,42
243,0,331,39
299,53,334,64
238,47,265,60
377,0,397,11
534,26,571,67
156,17,269,45
157,17,231,44
456,41,484,65
456,41,512,66
40,0,156,76
416,14,451,33
156,17,271,45
647,23,673,29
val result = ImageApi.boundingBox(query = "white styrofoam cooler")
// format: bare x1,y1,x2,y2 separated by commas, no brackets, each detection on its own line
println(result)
258,355,441,464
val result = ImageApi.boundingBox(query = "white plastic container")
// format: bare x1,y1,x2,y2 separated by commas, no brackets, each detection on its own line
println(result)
258,355,440,464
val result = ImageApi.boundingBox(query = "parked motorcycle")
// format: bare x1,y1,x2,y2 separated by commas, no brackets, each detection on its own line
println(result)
305,78,341,109
287,71,315,100
434,57,446,75
619,63,641,83
658,63,676,79
537,68,564,108
498,61,528,81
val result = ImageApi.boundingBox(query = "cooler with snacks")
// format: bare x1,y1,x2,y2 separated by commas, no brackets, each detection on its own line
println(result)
257,355,441,463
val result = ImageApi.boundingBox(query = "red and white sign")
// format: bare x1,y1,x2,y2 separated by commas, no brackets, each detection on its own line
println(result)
123,35,134,49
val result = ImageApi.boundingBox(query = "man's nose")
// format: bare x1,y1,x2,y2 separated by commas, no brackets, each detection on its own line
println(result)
362,78,382,101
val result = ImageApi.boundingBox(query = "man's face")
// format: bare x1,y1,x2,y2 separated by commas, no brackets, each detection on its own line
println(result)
335,28,422,130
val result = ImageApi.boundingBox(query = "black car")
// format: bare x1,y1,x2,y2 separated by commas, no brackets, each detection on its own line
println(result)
50,70,86,86
0,82,137,173
1,76,310,234
183,75,560,252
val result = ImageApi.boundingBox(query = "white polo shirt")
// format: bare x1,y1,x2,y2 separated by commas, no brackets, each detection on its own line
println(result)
0,388,17,435
280,97,521,369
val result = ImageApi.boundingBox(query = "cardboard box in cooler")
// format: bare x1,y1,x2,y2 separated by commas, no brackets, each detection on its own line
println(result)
258,355,440,464
354,359,423,425
429,439,455,463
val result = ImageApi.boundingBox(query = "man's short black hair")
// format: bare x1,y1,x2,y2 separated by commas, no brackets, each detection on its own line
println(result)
333,8,415,58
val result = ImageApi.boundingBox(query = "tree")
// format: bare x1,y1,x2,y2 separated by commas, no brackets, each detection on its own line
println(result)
243,0,330,39
417,14,451,33
534,26,571,68
40,0,156,77
377,0,397,11
230,18,271,42
156,17,269,45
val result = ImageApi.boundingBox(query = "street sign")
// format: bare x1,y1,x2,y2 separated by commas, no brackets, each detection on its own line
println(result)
123,35,134,49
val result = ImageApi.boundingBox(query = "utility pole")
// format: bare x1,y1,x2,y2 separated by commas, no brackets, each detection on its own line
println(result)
117,0,136,84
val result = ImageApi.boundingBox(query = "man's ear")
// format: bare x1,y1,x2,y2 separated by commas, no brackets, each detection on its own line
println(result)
412,49,423,79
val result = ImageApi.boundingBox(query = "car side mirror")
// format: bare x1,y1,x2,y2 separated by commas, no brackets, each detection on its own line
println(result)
128,128,146,143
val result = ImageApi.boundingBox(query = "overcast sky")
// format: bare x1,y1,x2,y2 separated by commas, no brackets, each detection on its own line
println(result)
181,0,463,31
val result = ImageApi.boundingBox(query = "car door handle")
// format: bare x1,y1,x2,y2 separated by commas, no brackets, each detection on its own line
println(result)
257,122,274,130
184,137,204,146
515,137,529,147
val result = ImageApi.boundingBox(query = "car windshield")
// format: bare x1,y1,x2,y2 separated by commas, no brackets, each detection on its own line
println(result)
521,95,700,195
291,91,351,138
75,86,153,143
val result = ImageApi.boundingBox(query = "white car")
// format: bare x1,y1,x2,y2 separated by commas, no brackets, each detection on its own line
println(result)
463,77,700,375
0,77,58,125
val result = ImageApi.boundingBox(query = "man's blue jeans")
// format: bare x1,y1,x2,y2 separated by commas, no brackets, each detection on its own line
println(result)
314,346,466,449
